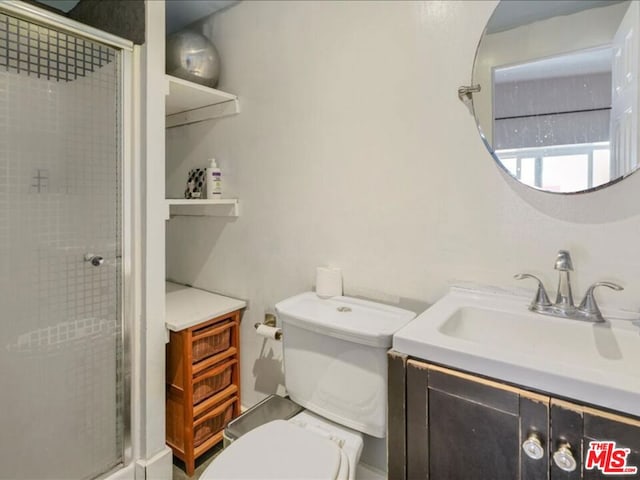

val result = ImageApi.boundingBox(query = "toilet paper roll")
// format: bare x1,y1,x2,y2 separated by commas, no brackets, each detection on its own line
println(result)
315,266,343,299
255,324,281,340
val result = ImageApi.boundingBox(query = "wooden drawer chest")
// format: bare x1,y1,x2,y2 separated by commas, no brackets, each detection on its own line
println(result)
165,282,245,476
166,309,241,475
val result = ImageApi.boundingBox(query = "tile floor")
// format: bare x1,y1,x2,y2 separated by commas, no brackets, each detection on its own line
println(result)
172,444,224,480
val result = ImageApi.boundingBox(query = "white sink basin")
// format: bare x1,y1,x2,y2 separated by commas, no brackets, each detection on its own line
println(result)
393,286,640,417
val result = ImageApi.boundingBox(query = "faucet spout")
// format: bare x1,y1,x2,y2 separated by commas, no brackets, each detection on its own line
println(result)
554,250,573,271
554,250,574,311
555,271,574,310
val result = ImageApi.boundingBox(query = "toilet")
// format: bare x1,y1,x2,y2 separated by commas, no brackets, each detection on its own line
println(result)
201,292,416,480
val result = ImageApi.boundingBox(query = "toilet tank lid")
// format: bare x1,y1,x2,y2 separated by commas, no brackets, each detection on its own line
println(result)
275,292,416,348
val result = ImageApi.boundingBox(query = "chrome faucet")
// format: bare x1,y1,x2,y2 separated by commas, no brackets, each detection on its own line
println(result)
553,250,574,312
515,250,623,323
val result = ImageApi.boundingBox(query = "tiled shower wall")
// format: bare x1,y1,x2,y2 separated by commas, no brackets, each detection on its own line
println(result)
0,14,123,479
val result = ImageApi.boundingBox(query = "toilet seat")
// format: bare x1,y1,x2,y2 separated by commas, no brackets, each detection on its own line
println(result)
200,420,348,480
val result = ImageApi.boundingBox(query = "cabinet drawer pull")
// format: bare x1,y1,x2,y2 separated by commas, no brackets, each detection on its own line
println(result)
192,359,237,405
194,358,237,382
194,395,237,427
522,433,545,460
192,321,233,342
193,396,237,447
192,322,234,363
553,442,577,472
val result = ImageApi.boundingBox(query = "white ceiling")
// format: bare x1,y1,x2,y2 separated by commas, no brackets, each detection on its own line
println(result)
494,47,613,83
36,1,624,45
35,0,238,34
487,0,628,33
37,1,623,38
166,0,238,33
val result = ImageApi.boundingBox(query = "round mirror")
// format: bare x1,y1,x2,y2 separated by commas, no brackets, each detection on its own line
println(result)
472,0,640,193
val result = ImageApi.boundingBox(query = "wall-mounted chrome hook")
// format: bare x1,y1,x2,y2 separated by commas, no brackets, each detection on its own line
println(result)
458,84,481,115
458,84,481,101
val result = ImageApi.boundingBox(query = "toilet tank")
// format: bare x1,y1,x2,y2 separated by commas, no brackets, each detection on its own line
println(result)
275,292,415,438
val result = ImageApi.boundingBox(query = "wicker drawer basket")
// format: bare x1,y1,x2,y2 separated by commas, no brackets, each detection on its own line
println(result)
192,359,236,405
192,320,232,363
193,396,237,447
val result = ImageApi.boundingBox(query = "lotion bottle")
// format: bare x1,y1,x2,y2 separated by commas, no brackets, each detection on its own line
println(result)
205,158,222,199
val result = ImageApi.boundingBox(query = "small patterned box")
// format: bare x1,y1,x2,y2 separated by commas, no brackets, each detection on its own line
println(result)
185,168,206,199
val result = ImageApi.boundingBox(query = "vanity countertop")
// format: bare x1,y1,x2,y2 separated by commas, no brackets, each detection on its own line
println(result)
393,286,640,418
165,281,246,331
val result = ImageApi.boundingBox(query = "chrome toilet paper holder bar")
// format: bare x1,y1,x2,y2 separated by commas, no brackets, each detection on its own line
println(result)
254,313,282,340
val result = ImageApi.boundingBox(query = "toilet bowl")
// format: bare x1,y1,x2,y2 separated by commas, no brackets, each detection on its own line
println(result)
201,411,363,480
200,292,416,480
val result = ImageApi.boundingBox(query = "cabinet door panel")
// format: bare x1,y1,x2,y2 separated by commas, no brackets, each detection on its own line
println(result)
550,401,583,480
583,411,640,480
407,361,429,480
428,368,519,414
429,389,519,480
584,411,640,451
401,359,640,480
520,396,550,480
388,351,408,480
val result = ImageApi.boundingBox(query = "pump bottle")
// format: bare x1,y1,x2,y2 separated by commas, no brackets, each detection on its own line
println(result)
206,158,222,199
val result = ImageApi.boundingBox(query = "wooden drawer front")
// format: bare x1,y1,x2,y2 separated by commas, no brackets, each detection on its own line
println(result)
192,359,236,405
192,320,232,364
193,396,237,447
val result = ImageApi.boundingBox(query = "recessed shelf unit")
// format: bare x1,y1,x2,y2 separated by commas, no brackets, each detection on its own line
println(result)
165,199,240,219
166,75,240,128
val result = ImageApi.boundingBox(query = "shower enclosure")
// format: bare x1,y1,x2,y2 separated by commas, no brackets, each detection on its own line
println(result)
0,4,132,479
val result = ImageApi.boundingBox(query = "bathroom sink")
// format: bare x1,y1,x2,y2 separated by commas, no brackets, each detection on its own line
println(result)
393,286,640,417
437,306,633,363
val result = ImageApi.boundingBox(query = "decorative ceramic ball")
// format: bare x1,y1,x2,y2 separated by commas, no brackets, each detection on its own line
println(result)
166,30,221,88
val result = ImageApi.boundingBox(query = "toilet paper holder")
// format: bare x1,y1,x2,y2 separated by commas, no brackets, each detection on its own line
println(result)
254,313,282,340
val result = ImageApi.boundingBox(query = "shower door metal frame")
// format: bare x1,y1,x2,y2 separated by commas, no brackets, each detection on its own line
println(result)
0,1,136,475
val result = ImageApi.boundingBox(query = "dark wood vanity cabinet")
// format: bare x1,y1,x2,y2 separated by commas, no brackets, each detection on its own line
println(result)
388,353,640,480
401,358,550,480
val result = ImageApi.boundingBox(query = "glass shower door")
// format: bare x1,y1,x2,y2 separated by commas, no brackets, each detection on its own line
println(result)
0,12,124,479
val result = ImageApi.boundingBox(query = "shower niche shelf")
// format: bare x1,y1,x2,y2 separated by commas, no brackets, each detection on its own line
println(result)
165,199,240,219
166,75,240,128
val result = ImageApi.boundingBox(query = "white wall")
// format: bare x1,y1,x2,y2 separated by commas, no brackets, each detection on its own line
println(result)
138,1,172,478
166,0,640,465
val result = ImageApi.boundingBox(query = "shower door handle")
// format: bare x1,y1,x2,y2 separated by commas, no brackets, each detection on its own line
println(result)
84,254,104,267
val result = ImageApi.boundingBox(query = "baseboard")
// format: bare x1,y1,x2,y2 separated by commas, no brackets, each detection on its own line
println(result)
356,462,387,480
135,446,173,480
103,463,135,480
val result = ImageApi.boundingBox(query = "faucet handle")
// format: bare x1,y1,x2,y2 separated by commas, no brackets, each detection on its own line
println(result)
577,282,623,322
515,273,552,311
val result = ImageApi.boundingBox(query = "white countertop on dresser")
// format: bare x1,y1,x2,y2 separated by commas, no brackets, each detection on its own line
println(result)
165,281,246,331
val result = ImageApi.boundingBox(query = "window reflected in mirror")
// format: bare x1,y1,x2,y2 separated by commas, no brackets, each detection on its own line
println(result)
498,144,611,192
